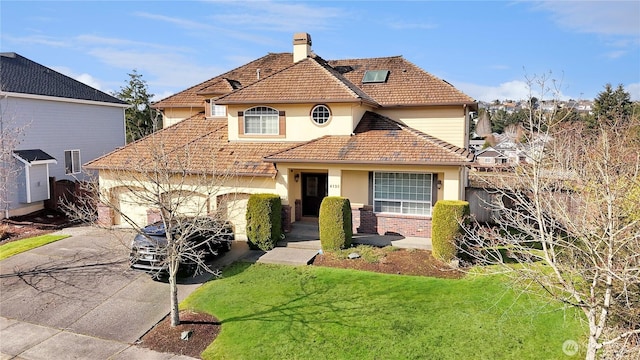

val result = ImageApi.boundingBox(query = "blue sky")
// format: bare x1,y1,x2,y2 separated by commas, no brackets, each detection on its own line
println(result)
2,0,639,102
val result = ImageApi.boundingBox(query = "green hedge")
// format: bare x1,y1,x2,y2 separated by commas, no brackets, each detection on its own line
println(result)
319,197,353,251
245,193,282,251
431,200,470,262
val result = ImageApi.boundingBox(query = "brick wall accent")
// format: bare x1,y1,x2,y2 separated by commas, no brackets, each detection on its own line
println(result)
282,205,292,233
294,199,302,221
351,205,431,237
97,202,113,226
147,208,161,225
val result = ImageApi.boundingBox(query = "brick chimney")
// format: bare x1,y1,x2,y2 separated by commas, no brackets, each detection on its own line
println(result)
293,32,312,63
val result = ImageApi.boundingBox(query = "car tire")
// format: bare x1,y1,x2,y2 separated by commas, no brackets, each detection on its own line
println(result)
177,263,196,278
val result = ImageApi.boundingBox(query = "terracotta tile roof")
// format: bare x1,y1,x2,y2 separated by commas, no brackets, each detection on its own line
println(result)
153,53,476,110
328,56,476,107
215,57,378,106
264,112,474,165
152,53,293,109
86,114,300,177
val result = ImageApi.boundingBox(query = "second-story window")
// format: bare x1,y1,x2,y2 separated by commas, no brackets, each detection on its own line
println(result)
244,106,279,134
211,102,226,117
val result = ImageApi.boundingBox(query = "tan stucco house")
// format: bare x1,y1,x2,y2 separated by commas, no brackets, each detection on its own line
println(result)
87,33,477,240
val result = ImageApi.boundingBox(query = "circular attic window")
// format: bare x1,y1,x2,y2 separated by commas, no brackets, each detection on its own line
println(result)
311,105,331,125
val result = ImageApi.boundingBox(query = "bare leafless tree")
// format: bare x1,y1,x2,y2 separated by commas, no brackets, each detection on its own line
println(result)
63,120,242,326
463,75,640,359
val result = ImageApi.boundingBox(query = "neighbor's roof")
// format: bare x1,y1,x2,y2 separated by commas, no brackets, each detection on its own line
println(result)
153,53,476,110
0,52,126,105
264,111,474,165
85,114,301,177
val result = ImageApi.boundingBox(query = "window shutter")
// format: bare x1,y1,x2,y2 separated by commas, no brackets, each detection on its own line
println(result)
431,174,438,206
238,111,244,134
279,111,286,136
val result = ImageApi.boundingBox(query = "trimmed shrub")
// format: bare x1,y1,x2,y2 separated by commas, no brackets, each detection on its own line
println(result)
245,193,282,251
431,200,470,262
319,197,353,251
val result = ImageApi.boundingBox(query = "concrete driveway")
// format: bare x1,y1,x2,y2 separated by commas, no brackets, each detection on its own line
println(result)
0,226,248,359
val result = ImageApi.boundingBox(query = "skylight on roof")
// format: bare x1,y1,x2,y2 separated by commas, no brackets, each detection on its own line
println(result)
362,70,389,83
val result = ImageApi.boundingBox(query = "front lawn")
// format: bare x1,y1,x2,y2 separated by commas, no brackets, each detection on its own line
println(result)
182,263,586,359
0,234,69,260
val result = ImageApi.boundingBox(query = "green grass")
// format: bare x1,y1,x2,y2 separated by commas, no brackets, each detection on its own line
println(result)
0,234,70,260
182,263,586,360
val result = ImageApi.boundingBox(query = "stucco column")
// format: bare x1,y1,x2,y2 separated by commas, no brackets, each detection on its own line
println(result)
442,168,462,200
327,168,341,196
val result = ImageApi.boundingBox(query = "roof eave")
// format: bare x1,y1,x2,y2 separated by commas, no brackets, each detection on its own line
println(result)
264,158,473,166
215,98,379,106
380,101,477,109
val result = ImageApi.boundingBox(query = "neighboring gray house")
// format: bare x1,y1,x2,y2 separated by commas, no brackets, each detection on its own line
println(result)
0,52,127,218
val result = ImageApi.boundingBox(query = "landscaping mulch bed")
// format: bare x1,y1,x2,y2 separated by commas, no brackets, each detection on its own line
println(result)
137,310,221,358
313,248,463,279
0,209,73,245
138,247,462,358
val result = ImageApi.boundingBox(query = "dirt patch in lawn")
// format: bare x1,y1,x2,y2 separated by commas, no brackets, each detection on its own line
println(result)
138,247,462,358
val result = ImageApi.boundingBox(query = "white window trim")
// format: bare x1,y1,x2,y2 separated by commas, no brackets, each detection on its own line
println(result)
64,149,81,175
211,102,226,117
244,106,279,135
373,172,433,216
311,104,331,126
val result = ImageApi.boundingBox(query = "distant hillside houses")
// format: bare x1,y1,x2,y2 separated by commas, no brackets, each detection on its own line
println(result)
478,99,593,115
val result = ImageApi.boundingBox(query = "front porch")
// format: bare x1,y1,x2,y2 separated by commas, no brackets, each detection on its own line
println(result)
279,217,432,251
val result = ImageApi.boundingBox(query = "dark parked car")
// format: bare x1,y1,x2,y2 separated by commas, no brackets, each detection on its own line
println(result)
129,218,234,277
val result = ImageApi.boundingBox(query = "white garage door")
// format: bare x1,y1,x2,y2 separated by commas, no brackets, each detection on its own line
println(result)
115,189,150,228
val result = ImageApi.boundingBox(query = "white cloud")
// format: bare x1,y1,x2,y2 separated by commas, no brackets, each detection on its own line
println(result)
388,22,437,30
134,12,212,30
2,34,70,48
52,66,103,91
152,90,176,103
604,50,628,59
535,1,640,37
74,73,103,90
455,79,571,102
208,1,344,32
76,34,186,52
87,48,225,94
627,82,640,101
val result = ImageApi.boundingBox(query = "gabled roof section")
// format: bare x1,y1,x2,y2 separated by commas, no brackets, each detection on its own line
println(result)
86,114,301,177
214,57,378,106
328,56,476,108
152,53,293,109
265,111,473,165
0,52,126,105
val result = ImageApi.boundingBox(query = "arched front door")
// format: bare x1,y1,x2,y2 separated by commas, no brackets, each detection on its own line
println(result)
301,173,328,217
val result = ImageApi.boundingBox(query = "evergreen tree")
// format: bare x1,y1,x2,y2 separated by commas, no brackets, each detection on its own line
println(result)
592,83,632,127
113,70,160,143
